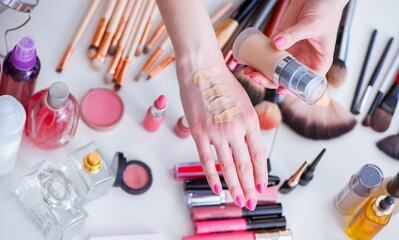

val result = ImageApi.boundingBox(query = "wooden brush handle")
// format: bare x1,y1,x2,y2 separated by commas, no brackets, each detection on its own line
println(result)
215,18,239,49
263,0,291,38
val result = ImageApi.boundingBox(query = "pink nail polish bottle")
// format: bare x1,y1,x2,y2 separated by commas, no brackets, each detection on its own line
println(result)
174,116,191,139
143,95,167,132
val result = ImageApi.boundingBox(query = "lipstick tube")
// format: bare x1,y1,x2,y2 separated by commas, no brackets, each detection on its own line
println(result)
184,176,280,191
186,186,278,208
183,229,293,240
195,216,286,234
191,203,282,221
174,162,222,180
142,95,167,132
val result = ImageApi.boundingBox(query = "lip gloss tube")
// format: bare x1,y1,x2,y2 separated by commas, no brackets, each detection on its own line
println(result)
174,162,222,180
232,27,327,104
184,176,280,191
195,216,286,234
183,229,293,240
191,203,282,221
186,186,278,208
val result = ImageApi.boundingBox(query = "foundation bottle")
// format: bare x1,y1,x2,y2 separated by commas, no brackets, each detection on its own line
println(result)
346,195,394,239
374,172,399,215
232,27,327,104
65,142,115,203
334,164,383,215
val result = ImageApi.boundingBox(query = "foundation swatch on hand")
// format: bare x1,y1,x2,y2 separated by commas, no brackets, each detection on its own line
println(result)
202,84,229,101
213,106,241,124
193,66,221,85
206,96,235,112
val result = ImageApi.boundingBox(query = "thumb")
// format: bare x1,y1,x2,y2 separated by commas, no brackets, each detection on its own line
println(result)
272,21,315,50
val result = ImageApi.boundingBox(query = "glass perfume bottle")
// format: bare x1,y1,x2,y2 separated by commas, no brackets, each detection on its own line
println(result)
25,81,79,149
0,36,41,109
346,195,394,239
15,160,88,240
374,172,399,215
65,142,115,203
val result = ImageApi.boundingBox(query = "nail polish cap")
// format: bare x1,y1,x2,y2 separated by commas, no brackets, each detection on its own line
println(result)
352,164,383,197
387,172,399,197
11,36,37,71
47,82,70,109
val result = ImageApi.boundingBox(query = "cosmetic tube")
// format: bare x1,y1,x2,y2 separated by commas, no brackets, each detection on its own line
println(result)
232,28,327,104
185,175,280,191
191,203,282,221
334,164,383,215
186,186,278,208
143,95,167,132
174,162,222,180
183,229,293,240
195,216,286,234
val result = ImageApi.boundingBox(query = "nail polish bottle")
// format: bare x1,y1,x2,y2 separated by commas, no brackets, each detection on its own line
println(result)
232,27,327,104
0,36,41,109
143,95,167,132
0,95,26,176
346,195,394,239
374,172,399,215
334,164,383,215
65,142,115,203
15,160,88,240
25,82,79,149
174,115,191,138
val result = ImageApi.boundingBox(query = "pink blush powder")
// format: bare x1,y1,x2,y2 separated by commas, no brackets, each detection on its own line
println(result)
81,88,124,131
123,164,149,190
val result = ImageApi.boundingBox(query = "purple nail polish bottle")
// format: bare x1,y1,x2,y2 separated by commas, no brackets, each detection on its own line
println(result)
0,36,41,110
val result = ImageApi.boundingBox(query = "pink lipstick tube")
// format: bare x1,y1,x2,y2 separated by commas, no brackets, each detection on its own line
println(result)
174,162,222,180
191,203,282,221
183,229,293,240
143,95,167,132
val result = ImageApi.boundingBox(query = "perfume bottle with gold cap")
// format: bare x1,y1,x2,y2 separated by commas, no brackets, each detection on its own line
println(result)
65,142,114,203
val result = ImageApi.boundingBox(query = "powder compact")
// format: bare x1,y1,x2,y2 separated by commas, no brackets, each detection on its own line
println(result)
111,152,153,195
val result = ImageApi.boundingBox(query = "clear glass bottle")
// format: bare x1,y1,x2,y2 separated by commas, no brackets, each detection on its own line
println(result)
65,142,115,203
374,172,399,215
15,160,88,240
346,195,394,239
25,81,79,149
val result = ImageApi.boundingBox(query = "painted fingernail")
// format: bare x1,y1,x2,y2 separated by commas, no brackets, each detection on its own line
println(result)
256,183,265,193
243,67,251,74
250,77,261,85
235,195,245,208
247,199,256,211
274,36,286,49
214,184,222,195
277,88,288,96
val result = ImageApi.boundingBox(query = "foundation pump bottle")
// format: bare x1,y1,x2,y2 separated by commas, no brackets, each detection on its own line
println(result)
232,27,327,104
374,172,399,215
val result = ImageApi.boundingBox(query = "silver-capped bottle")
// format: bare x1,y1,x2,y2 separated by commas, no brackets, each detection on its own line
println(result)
65,142,114,203
15,161,88,240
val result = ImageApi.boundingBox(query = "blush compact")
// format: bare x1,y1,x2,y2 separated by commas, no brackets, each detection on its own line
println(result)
111,152,153,195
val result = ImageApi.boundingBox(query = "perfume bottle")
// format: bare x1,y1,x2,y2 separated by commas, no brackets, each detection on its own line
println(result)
25,81,79,149
0,36,41,109
65,142,115,203
0,95,26,176
15,160,88,240
346,195,394,239
374,172,399,215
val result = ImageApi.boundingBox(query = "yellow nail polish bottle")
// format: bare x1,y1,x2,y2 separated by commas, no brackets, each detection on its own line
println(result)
346,195,394,240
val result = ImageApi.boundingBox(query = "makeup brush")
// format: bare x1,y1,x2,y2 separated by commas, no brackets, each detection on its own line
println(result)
362,48,399,126
88,0,118,59
350,29,378,114
143,21,166,54
92,0,129,71
135,4,157,57
299,148,326,186
370,72,399,132
255,89,282,130
56,0,101,73
355,37,394,114
267,126,279,173
279,92,357,140
377,131,399,160
145,53,175,81
215,0,259,49
235,68,265,105
326,0,357,88
278,160,308,194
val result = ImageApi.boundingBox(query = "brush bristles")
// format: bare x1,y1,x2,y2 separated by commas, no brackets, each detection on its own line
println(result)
371,107,393,132
255,101,282,130
279,96,357,140
326,59,347,88
376,134,399,160
361,115,371,127
235,69,265,106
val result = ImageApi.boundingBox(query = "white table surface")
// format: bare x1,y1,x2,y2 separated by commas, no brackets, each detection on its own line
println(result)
1,0,399,239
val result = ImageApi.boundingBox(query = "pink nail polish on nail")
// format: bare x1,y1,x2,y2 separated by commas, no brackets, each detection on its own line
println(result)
277,89,288,96
235,195,245,208
256,183,264,193
250,77,261,85
274,36,286,49
247,199,256,211
214,184,222,195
